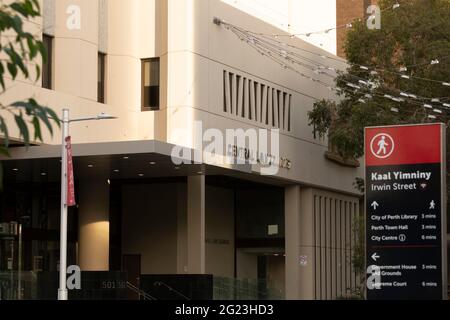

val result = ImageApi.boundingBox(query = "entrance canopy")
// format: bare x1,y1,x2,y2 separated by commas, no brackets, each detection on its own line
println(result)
1,140,289,186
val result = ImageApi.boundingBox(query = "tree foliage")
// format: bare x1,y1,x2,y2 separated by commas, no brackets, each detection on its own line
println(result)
0,0,59,154
308,0,450,298
308,0,450,160
0,0,59,185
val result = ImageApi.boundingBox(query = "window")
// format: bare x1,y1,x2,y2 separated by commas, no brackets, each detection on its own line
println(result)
98,52,106,103
141,58,160,110
42,34,53,89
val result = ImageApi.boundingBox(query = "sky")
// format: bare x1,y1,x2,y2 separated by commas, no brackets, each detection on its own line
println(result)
221,0,338,54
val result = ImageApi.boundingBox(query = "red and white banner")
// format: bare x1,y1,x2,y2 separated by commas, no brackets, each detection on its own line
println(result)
65,136,76,207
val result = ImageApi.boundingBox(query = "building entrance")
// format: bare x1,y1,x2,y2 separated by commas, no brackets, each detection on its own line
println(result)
0,222,23,300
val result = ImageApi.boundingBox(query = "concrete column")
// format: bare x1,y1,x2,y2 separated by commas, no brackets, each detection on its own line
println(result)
285,186,315,300
285,185,301,299
176,183,188,274
187,175,205,274
54,0,99,100
78,180,110,271
299,188,316,300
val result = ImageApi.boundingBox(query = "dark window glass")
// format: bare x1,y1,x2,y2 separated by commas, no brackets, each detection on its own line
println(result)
142,58,160,110
42,34,53,89
98,52,106,103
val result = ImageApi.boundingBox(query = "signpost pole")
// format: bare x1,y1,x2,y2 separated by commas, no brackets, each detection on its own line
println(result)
440,125,448,299
58,109,69,301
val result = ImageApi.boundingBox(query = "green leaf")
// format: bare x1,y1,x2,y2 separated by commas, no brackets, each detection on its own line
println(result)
27,34,38,59
32,116,42,141
36,41,47,64
10,14,24,35
10,3,31,17
5,45,28,78
36,108,53,135
0,117,9,147
0,147,10,158
0,63,5,90
45,107,61,128
14,114,30,146
11,100,34,115
7,62,18,79
35,64,40,82
11,99,59,135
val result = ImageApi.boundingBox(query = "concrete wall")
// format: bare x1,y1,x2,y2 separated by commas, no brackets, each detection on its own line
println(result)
165,0,361,195
1,0,161,145
122,182,235,276
285,186,361,300
121,183,179,274
205,186,235,278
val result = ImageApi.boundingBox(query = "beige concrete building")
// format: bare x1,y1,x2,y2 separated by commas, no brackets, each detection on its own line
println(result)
0,0,365,300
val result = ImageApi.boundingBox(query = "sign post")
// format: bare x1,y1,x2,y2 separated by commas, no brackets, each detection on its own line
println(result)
365,123,447,300
57,110,117,301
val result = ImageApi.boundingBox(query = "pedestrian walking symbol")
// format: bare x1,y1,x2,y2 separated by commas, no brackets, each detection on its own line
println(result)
370,133,395,159
377,136,388,155
430,200,436,210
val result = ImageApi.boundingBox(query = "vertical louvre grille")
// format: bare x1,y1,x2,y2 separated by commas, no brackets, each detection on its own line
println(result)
223,70,292,131
313,194,360,300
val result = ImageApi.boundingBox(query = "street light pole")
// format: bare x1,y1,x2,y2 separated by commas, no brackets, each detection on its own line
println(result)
57,109,117,301
58,109,69,301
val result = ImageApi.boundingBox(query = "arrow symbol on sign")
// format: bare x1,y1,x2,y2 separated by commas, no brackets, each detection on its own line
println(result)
371,201,379,210
371,253,380,262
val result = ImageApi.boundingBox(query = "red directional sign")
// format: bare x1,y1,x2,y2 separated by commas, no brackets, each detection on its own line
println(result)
365,123,447,300
365,124,442,166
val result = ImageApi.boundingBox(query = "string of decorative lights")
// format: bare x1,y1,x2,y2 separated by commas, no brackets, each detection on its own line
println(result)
243,1,403,38
220,14,450,100
219,19,450,88
226,22,450,110
223,20,450,120
246,37,441,120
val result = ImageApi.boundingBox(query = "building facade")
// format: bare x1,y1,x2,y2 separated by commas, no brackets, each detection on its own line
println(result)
0,0,366,300
336,0,378,57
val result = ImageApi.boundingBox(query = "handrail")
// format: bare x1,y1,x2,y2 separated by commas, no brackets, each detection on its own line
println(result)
153,281,191,300
214,279,276,292
213,278,284,299
126,282,157,301
213,285,283,300
213,284,273,296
